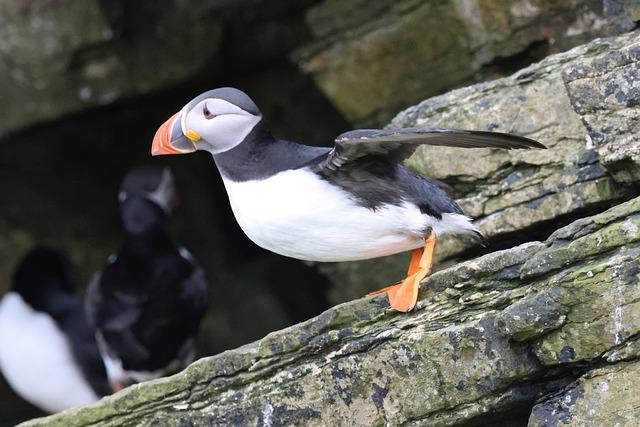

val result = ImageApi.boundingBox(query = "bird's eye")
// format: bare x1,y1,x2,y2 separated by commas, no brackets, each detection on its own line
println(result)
203,104,215,119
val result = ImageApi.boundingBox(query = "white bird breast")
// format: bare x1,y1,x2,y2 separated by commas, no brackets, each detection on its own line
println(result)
0,293,99,413
220,168,476,262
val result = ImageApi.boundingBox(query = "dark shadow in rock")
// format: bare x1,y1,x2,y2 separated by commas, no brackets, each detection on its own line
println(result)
266,256,333,323
476,40,551,83
457,192,639,262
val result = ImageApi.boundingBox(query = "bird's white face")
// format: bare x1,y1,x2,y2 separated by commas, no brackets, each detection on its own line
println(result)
152,95,261,157
181,98,261,154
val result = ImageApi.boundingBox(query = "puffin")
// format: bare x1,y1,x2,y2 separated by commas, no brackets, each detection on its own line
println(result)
85,165,210,391
0,248,110,413
151,87,545,312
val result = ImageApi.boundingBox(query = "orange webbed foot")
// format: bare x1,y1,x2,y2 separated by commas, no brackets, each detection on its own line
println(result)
369,231,436,312
385,273,421,312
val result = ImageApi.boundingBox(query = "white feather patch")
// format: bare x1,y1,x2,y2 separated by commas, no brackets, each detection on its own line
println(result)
220,168,477,262
0,293,99,413
96,332,195,387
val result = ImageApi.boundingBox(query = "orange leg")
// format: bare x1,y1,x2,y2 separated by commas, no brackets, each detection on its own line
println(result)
368,248,423,295
368,231,437,312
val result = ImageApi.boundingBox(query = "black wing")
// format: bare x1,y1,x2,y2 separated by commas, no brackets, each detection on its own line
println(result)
55,300,112,397
85,270,149,364
319,127,546,171
84,271,103,329
42,288,111,397
90,249,209,373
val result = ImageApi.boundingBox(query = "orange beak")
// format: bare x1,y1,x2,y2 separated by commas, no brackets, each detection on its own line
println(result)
151,111,197,156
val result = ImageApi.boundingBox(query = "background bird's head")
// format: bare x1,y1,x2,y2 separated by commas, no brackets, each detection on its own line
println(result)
118,165,177,235
151,87,262,156
12,247,77,313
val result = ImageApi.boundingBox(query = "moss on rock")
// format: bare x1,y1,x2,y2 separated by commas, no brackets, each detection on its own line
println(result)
529,360,640,426
324,30,640,305
296,0,639,126
22,195,640,426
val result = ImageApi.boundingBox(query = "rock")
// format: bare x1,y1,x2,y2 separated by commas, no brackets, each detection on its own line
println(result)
323,29,640,304
529,360,640,426
562,35,640,183
22,195,640,426
0,0,319,135
0,0,224,134
295,0,640,126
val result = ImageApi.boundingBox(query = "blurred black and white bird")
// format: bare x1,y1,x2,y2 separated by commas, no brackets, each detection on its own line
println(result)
85,165,209,391
151,87,545,312
0,248,110,413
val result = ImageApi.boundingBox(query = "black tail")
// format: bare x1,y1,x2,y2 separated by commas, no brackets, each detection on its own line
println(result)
471,230,488,247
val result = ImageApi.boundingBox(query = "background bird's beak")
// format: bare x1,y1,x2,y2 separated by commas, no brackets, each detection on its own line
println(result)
151,111,196,156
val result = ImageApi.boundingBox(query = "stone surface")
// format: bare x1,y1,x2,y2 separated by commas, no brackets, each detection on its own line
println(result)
323,29,640,304
295,0,640,126
22,195,640,426
0,0,221,134
0,0,319,135
563,34,640,183
529,360,640,426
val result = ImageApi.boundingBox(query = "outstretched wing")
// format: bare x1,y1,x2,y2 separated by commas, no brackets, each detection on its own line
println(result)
318,128,546,172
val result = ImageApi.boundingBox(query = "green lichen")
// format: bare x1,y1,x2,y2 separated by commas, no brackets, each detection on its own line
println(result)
296,0,639,126
324,31,639,306
22,195,640,426
529,361,640,426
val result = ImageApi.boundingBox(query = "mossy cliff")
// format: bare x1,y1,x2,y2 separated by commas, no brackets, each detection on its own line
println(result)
23,195,640,427
295,0,640,126
324,29,640,304
23,31,640,427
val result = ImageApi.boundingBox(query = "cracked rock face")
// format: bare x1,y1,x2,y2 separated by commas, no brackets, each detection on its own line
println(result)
23,193,640,427
562,36,640,183
324,30,640,305
529,361,640,426
295,0,640,126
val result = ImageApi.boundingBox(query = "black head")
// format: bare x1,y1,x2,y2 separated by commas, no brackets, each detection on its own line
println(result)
184,87,260,116
120,195,168,236
12,247,77,311
119,165,177,214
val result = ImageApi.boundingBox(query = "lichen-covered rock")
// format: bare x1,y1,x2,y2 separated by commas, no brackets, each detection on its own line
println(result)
22,195,640,427
529,360,640,426
295,0,640,126
562,35,640,183
323,29,640,303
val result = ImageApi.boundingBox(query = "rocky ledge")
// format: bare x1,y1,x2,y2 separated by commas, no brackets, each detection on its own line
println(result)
324,29,640,304
24,195,640,426
23,30,640,427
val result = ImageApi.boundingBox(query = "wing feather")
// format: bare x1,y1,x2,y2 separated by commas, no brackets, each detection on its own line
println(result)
319,127,546,172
